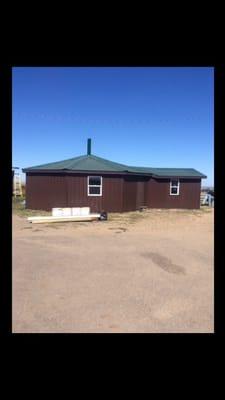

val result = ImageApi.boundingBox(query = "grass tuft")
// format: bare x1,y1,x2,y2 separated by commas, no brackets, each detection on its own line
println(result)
12,197,51,217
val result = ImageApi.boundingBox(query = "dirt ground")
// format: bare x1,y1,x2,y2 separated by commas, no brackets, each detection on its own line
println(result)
12,207,214,333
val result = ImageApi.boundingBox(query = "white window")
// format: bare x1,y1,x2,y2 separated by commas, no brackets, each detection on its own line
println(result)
170,179,180,195
88,176,102,196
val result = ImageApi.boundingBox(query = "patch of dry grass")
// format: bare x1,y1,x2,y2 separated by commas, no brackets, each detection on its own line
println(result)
12,197,51,217
108,210,146,226
108,207,213,226
13,199,213,222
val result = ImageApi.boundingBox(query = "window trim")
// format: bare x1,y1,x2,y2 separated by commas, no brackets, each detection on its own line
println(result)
170,179,180,196
87,175,102,196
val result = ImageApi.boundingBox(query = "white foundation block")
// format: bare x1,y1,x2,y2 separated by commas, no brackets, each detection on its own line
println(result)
52,208,72,217
80,207,90,216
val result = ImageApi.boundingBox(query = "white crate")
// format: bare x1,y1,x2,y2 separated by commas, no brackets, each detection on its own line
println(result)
71,207,81,216
52,208,72,217
80,207,90,216
52,208,63,216
71,207,90,216
53,207,90,217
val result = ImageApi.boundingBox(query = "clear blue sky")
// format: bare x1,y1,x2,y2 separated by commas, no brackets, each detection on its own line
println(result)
12,67,214,186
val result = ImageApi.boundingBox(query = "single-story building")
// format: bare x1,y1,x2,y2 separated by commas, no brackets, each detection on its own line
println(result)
22,139,207,212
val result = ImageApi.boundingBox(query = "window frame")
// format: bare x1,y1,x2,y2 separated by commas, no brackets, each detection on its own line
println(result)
87,175,103,196
170,179,180,196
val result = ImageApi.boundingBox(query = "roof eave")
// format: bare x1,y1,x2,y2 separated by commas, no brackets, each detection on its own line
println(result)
23,168,153,176
22,169,207,179
23,168,131,174
152,174,207,179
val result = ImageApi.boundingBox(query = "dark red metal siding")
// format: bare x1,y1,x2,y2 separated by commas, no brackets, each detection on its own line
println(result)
26,173,202,212
26,173,124,212
68,174,104,212
123,176,148,211
67,174,124,212
102,176,124,212
123,177,137,211
146,178,201,209
26,174,68,210
136,180,148,208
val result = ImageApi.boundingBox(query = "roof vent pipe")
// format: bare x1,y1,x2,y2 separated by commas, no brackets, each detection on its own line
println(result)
87,138,91,155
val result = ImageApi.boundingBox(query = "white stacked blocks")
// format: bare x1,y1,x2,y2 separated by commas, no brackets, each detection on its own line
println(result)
52,207,90,217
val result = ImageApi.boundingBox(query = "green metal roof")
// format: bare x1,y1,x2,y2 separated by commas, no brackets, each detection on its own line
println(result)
127,166,206,177
23,154,206,178
23,154,129,172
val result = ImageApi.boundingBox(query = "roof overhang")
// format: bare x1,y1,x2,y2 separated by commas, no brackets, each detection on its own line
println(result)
151,175,207,179
23,169,151,176
22,168,206,179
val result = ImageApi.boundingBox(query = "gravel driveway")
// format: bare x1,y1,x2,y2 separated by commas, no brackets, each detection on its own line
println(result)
12,208,214,333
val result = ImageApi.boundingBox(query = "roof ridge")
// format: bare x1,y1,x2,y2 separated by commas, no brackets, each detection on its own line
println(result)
64,155,88,169
89,154,129,169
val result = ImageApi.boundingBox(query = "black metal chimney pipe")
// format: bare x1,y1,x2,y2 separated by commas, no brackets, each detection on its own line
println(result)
87,138,91,155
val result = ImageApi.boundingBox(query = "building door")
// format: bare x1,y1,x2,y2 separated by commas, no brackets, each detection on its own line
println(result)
123,177,137,211
136,181,145,209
